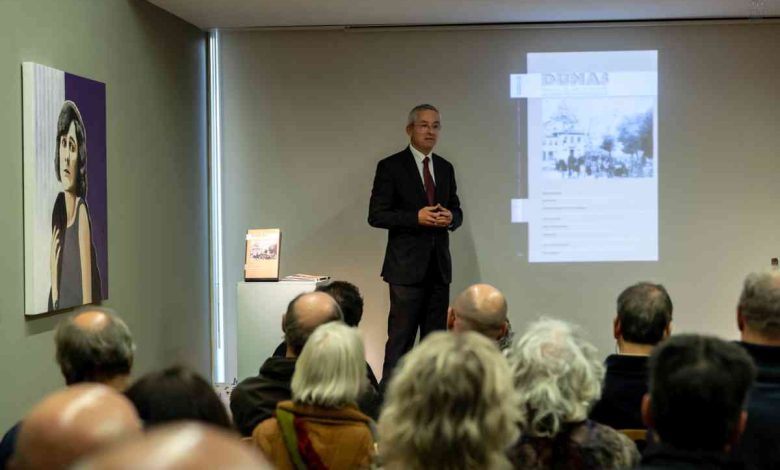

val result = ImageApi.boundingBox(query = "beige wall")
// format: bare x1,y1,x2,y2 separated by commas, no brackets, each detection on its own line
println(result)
219,23,780,380
0,0,209,428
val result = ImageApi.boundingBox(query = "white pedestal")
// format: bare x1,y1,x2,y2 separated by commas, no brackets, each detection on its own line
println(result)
236,281,322,380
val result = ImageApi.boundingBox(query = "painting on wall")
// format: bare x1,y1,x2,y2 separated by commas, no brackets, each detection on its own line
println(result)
23,63,108,315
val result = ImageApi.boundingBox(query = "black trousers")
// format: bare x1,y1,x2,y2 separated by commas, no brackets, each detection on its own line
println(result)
381,257,449,386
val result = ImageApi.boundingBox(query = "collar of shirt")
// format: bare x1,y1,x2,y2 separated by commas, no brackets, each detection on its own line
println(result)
408,144,436,184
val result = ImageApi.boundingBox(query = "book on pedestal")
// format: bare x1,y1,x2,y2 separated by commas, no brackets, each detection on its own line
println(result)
244,229,281,281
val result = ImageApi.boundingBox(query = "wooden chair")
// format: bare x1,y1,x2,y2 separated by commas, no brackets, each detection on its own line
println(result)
619,428,648,451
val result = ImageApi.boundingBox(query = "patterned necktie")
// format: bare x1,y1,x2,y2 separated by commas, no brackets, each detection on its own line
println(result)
423,157,436,206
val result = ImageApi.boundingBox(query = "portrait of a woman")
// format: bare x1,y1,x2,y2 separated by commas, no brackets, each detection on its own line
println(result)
49,101,103,310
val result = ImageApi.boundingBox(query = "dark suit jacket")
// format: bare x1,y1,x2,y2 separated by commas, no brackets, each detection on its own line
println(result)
368,147,463,284
589,354,648,430
731,341,780,470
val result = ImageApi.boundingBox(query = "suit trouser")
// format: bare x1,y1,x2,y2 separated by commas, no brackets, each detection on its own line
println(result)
381,256,449,386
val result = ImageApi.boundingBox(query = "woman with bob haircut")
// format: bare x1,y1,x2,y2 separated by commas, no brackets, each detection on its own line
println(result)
378,331,521,470
506,318,639,469
49,100,102,310
253,322,376,469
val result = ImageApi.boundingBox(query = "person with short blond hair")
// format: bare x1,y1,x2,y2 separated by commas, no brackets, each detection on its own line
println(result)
253,322,375,469
378,331,520,470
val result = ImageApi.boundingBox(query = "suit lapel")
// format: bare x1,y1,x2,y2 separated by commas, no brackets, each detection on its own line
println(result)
403,148,428,205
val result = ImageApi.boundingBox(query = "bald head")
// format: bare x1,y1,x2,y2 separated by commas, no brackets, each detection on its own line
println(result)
76,423,272,470
73,310,111,330
283,291,343,356
448,284,508,341
55,308,134,388
14,384,141,470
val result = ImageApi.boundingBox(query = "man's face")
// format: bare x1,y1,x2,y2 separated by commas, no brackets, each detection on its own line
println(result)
406,109,440,154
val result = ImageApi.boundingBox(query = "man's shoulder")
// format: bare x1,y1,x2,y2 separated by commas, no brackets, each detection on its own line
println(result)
378,148,413,166
432,152,454,170
235,357,296,391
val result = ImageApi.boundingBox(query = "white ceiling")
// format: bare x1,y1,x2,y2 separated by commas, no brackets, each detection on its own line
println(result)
147,0,780,30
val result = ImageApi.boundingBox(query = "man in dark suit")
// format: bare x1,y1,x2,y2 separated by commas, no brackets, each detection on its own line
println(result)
368,104,463,384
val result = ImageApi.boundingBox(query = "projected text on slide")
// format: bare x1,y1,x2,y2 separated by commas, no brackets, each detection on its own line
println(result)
510,51,658,263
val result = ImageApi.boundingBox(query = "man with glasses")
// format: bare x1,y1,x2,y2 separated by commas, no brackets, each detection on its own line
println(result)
368,104,463,387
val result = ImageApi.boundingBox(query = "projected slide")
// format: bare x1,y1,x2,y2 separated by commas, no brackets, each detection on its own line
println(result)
510,51,658,263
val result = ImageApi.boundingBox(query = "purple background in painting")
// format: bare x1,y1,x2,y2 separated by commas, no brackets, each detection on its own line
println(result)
65,73,108,298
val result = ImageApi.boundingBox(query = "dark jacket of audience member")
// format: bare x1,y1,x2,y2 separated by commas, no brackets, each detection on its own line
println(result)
634,335,755,470
727,271,780,470
589,355,649,430
230,356,297,436
591,282,672,432
731,342,780,470
125,366,231,430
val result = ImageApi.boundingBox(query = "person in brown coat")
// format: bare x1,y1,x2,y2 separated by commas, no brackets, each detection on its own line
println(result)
252,322,375,469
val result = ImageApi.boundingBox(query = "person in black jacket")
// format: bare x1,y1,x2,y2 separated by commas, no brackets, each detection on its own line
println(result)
635,335,755,470
590,282,672,431
731,271,780,470
368,104,463,385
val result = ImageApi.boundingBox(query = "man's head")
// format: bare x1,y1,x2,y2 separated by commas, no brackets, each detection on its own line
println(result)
737,271,780,345
406,104,441,155
55,308,135,389
447,283,508,342
13,383,142,470
75,422,273,469
315,280,364,327
614,282,673,350
643,335,755,452
282,291,343,357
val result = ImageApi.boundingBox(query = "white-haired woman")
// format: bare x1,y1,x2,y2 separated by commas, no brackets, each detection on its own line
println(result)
506,318,639,469
253,322,375,469
379,331,521,470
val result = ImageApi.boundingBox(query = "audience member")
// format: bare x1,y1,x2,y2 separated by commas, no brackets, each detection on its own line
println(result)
125,365,231,430
379,331,521,470
447,283,511,348
590,282,672,430
731,271,780,470
231,291,380,435
76,422,272,469
272,280,380,391
11,383,141,470
506,318,639,469
254,322,376,469
0,307,135,468
637,334,755,469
